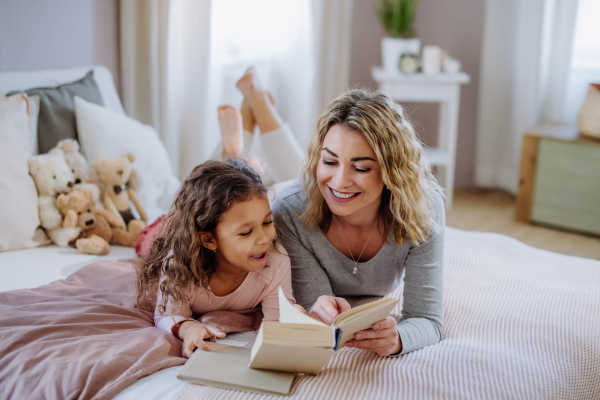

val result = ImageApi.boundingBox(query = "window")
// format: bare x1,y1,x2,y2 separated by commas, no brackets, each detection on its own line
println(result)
564,0,600,125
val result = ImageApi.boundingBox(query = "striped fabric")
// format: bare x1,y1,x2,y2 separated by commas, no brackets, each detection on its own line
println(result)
179,227,600,400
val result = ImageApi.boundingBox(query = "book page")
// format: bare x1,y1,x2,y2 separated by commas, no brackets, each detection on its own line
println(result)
278,287,327,326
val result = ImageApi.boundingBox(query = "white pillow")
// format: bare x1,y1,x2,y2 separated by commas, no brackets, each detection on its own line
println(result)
0,94,49,251
74,96,180,222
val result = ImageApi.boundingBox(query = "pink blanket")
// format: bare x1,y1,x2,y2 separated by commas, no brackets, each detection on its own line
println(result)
0,259,186,400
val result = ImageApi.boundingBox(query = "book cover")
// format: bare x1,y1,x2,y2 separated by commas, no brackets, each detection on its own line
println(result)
177,342,296,396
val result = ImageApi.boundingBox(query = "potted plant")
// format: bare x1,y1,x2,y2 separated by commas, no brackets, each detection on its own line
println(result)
378,0,420,74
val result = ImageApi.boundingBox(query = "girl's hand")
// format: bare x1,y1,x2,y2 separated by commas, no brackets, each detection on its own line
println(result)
293,304,308,315
309,295,351,325
178,321,226,358
345,316,401,356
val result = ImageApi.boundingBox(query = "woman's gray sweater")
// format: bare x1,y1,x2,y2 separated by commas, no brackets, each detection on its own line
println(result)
272,180,445,354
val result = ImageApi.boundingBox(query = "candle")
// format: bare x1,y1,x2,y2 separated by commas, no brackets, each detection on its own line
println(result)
422,46,441,74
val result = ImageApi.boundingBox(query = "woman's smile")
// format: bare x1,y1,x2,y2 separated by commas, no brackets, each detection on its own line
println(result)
328,186,361,202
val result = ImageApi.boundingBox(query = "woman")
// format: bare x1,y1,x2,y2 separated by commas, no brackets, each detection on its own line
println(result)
272,89,445,357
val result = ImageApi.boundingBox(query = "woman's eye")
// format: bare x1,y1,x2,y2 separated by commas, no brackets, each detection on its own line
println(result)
263,220,273,225
322,159,336,166
240,230,252,236
355,167,371,173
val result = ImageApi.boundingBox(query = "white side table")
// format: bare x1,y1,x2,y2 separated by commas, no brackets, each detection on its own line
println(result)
371,67,470,208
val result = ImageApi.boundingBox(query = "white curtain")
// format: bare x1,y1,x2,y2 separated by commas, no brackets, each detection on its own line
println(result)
475,0,579,193
120,0,353,181
121,0,212,180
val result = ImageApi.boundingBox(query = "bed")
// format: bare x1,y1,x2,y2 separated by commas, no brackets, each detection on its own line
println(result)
1,67,599,400
1,227,599,399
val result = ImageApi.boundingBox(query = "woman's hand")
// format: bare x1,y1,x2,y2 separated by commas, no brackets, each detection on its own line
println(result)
309,295,351,325
177,321,226,358
345,316,401,356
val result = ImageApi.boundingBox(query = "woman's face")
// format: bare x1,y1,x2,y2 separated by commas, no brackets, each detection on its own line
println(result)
316,124,384,219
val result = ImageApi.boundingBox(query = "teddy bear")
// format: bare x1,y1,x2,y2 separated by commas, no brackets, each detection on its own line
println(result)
53,139,104,204
56,191,145,254
93,153,148,231
28,148,83,248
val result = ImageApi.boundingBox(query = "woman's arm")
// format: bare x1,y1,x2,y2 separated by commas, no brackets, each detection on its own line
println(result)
396,191,445,354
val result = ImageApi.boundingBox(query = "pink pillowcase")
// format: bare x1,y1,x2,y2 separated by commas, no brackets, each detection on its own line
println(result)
135,216,168,257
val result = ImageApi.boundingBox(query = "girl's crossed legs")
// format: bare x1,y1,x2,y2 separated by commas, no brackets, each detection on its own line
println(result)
216,68,304,182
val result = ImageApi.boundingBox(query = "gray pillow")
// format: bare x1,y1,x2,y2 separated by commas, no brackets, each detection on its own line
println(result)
7,71,104,154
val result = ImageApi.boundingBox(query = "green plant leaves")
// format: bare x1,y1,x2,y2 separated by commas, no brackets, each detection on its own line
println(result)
377,0,418,38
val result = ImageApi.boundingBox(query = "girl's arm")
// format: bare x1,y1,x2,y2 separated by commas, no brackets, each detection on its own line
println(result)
259,249,296,321
153,279,195,335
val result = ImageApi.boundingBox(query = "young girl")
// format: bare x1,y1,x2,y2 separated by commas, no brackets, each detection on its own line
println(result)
135,158,298,358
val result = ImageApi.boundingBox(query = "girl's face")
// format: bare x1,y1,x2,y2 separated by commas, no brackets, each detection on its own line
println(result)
212,195,276,273
316,124,384,219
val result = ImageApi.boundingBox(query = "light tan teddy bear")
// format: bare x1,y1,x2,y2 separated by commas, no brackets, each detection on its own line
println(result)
56,191,145,255
54,139,104,204
93,153,148,231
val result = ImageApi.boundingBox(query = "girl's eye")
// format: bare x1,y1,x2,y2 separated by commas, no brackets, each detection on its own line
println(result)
263,220,273,225
240,230,252,237
322,160,336,166
355,167,371,173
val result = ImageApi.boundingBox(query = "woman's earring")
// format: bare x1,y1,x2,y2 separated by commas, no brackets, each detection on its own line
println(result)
212,249,217,253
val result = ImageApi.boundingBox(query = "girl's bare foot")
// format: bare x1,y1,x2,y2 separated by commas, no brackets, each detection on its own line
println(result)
236,67,261,99
217,104,243,158
247,155,267,178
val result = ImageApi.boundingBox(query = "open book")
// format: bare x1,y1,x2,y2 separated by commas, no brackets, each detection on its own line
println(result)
249,288,398,375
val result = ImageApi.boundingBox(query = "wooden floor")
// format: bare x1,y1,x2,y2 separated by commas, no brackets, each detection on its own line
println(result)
446,189,600,261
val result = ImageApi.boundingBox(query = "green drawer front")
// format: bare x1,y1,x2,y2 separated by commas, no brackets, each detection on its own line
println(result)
531,138,600,236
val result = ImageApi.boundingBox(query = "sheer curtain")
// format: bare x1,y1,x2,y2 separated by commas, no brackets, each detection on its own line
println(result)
120,0,353,181
475,0,579,193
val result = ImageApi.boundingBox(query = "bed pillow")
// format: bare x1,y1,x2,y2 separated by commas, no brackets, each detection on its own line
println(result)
74,96,181,222
7,71,104,154
0,94,49,251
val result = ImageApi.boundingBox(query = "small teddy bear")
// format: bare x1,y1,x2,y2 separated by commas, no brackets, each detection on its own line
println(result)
94,153,148,231
56,191,146,254
54,139,104,204
28,148,83,248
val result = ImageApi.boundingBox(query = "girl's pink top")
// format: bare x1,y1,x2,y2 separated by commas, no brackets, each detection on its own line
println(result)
154,245,295,335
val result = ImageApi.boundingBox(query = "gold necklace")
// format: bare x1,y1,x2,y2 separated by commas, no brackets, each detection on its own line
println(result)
336,218,378,275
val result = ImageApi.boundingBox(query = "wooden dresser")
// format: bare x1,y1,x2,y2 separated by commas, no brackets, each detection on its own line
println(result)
515,125,600,236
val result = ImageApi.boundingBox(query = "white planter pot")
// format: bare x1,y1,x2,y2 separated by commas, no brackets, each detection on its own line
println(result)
381,37,421,74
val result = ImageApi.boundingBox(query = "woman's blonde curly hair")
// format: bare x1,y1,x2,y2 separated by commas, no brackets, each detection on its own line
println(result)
300,89,443,246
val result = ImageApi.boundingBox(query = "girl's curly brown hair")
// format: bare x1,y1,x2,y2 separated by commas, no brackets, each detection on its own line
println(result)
135,158,277,313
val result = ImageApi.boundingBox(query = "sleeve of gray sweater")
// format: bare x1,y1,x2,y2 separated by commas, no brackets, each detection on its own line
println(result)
272,181,444,355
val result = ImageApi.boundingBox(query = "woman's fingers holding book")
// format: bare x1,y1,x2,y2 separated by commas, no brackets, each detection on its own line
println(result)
346,316,401,356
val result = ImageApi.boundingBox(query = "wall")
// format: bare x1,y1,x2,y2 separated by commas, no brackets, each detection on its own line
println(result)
0,0,121,95
349,0,485,188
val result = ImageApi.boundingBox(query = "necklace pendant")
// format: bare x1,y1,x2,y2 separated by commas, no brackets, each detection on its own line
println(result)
353,264,358,274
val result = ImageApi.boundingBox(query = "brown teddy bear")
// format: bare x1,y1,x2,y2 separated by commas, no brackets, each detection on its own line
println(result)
93,153,148,231
56,191,145,255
